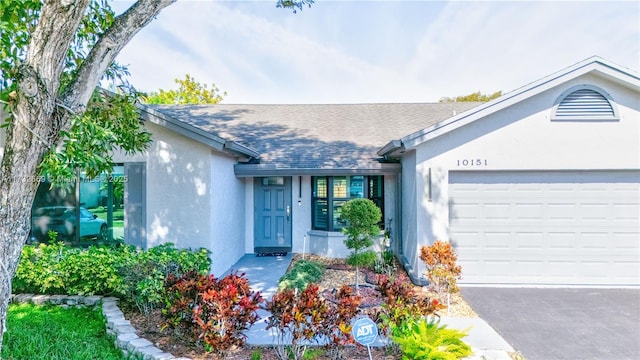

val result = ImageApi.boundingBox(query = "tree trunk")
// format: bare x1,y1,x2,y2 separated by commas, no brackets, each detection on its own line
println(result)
0,0,175,350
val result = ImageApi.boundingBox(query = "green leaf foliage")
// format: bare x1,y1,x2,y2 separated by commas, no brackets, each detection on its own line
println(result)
40,90,151,184
0,0,147,184
2,303,123,360
278,260,325,291
439,90,502,103
341,198,381,267
340,198,382,289
144,74,225,105
391,317,472,360
12,242,211,314
276,0,315,13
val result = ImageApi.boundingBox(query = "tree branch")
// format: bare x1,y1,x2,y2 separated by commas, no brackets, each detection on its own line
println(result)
61,0,176,113
25,0,92,98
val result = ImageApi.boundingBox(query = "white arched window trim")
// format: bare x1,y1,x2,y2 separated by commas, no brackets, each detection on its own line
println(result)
551,84,619,121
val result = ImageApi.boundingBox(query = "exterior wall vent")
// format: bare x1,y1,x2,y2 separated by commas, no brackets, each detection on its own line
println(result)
552,85,619,121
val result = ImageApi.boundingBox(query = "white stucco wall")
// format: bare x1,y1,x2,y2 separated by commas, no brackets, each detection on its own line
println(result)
404,74,640,278
292,176,313,254
209,154,247,276
113,122,214,252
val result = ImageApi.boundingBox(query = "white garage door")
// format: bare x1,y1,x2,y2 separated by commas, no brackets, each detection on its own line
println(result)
449,171,640,286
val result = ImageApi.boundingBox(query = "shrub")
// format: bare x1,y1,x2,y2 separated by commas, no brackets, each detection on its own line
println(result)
321,285,362,360
340,198,381,291
374,274,445,352
420,240,462,298
278,260,325,291
391,317,472,360
163,270,264,354
12,242,211,314
13,242,72,294
372,248,396,275
264,284,329,360
118,243,211,314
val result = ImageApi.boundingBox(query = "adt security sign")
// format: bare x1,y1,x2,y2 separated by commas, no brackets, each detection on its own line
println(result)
352,316,378,346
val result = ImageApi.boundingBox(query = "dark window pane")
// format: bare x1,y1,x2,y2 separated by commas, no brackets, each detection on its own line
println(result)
313,177,328,198
333,177,347,198
332,200,347,230
313,199,328,230
349,176,364,198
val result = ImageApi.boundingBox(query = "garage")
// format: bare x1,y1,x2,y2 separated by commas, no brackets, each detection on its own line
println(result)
449,170,640,286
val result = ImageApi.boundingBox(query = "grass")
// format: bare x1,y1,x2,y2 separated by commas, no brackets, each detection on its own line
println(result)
278,260,325,291
1,303,126,360
89,206,125,228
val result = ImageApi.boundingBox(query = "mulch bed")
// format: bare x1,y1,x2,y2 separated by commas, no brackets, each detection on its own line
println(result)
124,253,477,359
322,284,383,308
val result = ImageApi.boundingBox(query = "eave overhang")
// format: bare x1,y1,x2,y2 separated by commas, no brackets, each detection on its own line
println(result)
138,104,259,160
377,139,405,158
233,163,401,177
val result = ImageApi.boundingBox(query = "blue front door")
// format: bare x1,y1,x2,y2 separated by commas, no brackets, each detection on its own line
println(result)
254,177,292,254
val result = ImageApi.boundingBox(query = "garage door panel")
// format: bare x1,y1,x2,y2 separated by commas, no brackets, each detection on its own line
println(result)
449,170,640,286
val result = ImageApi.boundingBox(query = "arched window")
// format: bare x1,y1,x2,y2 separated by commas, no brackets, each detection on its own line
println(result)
552,85,619,121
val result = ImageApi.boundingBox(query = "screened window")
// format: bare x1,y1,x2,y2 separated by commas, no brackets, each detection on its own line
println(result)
312,176,384,231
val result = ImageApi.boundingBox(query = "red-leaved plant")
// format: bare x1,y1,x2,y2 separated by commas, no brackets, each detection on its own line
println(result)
420,240,463,297
162,270,264,354
322,285,362,360
265,283,363,360
372,274,446,354
265,284,328,360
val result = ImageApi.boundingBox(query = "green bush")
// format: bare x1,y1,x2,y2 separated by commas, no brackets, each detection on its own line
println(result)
118,243,211,314
391,317,472,360
340,198,381,290
278,260,325,291
12,242,211,314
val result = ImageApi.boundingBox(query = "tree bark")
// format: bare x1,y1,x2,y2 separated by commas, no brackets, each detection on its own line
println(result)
0,0,175,350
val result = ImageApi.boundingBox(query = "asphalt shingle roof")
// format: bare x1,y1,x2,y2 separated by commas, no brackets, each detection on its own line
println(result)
150,102,481,171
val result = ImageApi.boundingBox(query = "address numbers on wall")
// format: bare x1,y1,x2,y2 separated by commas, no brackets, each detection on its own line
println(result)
456,159,488,167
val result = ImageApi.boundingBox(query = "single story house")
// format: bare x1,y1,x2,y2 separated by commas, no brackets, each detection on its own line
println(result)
3,56,638,286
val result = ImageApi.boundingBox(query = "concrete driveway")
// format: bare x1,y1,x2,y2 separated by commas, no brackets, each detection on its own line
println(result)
461,288,640,360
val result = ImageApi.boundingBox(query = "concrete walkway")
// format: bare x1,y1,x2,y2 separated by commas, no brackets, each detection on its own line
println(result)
231,254,514,359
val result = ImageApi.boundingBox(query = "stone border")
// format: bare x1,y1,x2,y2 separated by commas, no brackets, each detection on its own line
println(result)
10,294,191,360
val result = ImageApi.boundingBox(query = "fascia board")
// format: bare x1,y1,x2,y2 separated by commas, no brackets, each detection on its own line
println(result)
138,105,227,152
223,140,260,159
377,140,403,157
234,163,401,177
401,58,640,150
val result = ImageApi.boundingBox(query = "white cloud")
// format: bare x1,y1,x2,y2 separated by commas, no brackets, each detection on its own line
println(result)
406,1,639,99
114,1,639,104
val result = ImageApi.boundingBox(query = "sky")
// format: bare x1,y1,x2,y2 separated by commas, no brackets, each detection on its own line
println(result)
110,0,640,104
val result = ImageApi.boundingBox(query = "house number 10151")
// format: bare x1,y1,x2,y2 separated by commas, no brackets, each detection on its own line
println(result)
457,159,488,166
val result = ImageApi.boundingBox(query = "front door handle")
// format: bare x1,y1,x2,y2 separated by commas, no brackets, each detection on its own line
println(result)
286,205,290,222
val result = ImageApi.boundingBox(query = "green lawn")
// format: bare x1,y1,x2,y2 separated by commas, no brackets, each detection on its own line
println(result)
1,303,126,360
89,206,124,228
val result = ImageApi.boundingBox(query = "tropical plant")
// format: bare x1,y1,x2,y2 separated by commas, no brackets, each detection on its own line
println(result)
391,317,472,360
264,284,328,360
340,198,381,291
321,285,362,360
163,270,264,354
420,240,463,298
